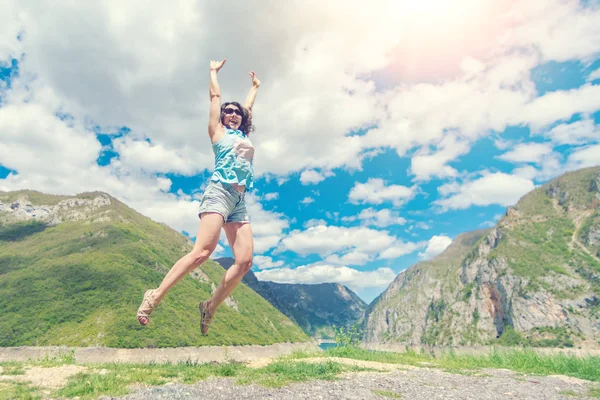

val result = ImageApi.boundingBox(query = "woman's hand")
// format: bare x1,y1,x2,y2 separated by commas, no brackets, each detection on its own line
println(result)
249,71,260,88
210,59,227,72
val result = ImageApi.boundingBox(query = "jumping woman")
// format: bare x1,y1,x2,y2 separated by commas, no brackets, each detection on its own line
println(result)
137,58,259,335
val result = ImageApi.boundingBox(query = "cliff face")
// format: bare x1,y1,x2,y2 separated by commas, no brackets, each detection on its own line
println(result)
215,257,367,338
364,166,600,348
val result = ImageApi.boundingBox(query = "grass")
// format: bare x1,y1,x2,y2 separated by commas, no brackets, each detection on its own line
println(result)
0,358,368,399
372,389,402,398
0,382,41,400
493,217,576,279
54,361,249,399
237,360,369,387
0,362,26,375
559,389,578,397
288,346,600,382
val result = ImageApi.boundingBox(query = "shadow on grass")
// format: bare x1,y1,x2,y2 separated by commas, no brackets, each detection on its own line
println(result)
0,221,48,242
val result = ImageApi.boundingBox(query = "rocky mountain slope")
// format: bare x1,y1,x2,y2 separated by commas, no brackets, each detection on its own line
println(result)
0,190,308,347
214,257,366,338
364,166,600,348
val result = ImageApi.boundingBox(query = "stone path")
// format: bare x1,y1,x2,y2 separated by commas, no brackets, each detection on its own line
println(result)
0,342,318,364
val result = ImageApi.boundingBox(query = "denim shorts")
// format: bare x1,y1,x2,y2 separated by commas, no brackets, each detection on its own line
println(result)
197,180,250,224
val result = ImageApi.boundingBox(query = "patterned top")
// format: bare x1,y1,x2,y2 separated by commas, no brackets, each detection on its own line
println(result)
210,128,255,189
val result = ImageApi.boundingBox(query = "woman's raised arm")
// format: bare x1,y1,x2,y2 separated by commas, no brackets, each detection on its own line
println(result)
208,59,226,141
243,71,260,111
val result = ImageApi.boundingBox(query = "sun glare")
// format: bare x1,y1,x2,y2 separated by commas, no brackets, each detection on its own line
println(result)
380,0,509,81
387,0,485,25
402,0,450,13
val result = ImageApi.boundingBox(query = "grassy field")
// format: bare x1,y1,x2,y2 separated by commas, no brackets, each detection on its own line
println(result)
0,351,370,400
3,345,600,399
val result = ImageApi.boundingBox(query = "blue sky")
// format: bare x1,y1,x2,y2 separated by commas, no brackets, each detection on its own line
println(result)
1,0,599,303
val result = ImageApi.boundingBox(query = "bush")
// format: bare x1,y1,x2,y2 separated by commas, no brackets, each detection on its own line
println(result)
332,324,362,348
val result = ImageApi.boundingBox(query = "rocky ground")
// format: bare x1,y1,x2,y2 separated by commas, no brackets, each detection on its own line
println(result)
104,365,598,400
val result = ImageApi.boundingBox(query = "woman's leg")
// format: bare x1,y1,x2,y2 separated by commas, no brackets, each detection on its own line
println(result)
138,212,224,325
206,222,253,316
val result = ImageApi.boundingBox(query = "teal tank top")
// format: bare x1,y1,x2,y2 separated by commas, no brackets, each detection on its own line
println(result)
210,128,255,189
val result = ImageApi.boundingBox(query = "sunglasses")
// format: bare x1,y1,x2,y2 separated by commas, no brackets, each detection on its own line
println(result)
223,107,243,117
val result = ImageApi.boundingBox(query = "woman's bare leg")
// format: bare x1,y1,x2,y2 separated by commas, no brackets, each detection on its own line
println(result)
206,222,253,316
138,212,224,325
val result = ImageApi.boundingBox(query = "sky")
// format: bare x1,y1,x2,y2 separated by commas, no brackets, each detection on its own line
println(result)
0,0,599,303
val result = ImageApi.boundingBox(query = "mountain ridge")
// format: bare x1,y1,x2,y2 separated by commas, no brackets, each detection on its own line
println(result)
0,189,308,347
214,257,366,338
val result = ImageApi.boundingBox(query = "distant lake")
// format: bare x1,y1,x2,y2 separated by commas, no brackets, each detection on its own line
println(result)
318,342,338,350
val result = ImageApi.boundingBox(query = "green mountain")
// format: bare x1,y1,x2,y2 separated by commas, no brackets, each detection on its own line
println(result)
364,166,600,348
215,257,367,339
0,190,308,348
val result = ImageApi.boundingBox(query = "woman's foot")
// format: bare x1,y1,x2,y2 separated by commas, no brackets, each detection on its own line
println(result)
137,289,157,326
199,300,213,335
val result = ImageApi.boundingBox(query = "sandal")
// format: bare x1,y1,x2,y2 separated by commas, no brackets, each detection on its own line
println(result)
199,300,213,335
137,289,157,326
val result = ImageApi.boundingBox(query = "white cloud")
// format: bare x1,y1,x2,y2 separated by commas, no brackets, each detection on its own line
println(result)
509,150,564,181
566,144,600,171
212,243,225,258
438,182,461,197
348,179,415,207
589,68,600,82
353,208,407,228
2,0,598,188
299,169,334,185
12,0,595,186
0,1,21,62
410,135,470,181
5,0,387,182
521,85,600,132
406,221,432,232
325,251,371,266
435,172,535,211
415,222,431,230
497,142,553,164
541,119,600,145
508,0,600,63
359,53,540,156
255,263,397,293
264,192,279,201
300,197,315,205
281,225,409,257
0,102,101,176
494,138,515,151
379,241,426,259
418,235,453,260
304,219,327,228
480,214,503,228
245,194,290,254
512,165,540,180
113,137,208,175
253,255,284,270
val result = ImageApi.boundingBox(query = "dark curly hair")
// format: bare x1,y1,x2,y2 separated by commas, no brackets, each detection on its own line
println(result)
221,101,254,135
